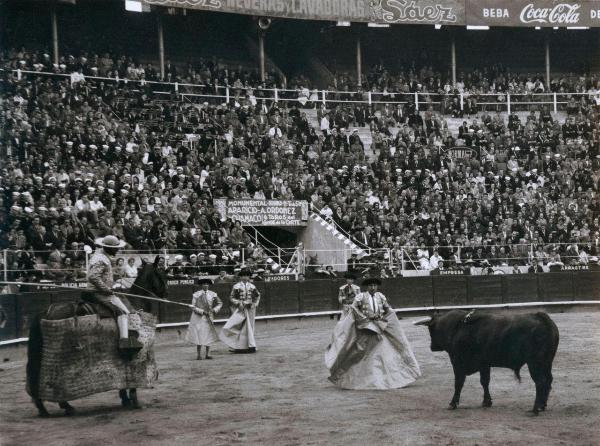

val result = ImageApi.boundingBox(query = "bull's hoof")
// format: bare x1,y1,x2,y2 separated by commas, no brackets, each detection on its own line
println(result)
482,399,493,408
38,409,50,418
448,402,458,410
531,408,541,416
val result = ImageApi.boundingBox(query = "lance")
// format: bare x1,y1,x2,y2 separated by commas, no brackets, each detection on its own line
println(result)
0,281,195,309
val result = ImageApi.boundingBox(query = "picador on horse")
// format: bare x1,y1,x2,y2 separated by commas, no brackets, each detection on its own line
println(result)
26,235,167,417
83,235,144,356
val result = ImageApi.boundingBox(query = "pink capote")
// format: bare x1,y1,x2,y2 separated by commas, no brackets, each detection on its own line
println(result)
186,291,222,346
186,312,219,345
219,306,257,350
325,309,421,390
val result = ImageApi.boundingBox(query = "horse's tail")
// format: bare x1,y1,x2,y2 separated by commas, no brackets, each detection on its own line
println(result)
26,313,44,399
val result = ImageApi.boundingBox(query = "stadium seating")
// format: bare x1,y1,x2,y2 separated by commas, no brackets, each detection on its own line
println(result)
1,48,599,282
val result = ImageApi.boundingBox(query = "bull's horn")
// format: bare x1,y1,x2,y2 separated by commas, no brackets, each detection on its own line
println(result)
413,317,432,326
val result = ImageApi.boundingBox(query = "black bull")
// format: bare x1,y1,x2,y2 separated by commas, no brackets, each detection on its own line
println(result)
416,310,559,414
26,263,167,417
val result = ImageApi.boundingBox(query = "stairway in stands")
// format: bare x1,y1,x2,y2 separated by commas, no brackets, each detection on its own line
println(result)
303,108,467,161
309,212,367,258
304,109,377,160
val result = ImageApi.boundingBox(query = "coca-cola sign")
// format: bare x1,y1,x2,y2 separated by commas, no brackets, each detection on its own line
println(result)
466,0,600,27
519,3,581,24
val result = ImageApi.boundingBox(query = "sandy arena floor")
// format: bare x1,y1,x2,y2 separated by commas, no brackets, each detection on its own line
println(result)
1,311,599,446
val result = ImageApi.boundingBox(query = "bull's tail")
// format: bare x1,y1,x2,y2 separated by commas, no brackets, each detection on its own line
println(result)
26,313,44,399
535,312,560,353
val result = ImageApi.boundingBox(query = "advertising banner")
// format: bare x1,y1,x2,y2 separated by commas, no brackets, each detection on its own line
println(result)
143,0,464,25
265,273,296,281
144,0,600,27
466,1,600,27
214,199,309,226
25,281,88,290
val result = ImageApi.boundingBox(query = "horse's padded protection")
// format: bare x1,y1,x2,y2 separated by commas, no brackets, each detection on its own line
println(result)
32,312,158,402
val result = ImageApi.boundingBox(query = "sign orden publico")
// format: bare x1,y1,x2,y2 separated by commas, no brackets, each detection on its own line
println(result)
519,3,581,24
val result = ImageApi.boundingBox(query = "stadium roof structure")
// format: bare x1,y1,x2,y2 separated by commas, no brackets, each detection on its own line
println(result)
141,0,600,28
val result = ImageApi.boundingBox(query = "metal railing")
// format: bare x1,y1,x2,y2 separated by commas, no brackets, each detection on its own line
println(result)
302,241,598,275
0,246,299,285
1,242,596,292
4,69,598,115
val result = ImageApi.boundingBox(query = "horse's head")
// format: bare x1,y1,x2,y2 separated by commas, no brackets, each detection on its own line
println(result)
131,263,168,299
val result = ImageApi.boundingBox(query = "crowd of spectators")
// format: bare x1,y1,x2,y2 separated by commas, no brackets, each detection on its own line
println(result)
314,100,600,274
7,48,600,111
0,48,599,284
329,62,600,110
2,47,285,91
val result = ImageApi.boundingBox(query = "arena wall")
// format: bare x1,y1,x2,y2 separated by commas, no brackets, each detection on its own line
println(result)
1,272,598,343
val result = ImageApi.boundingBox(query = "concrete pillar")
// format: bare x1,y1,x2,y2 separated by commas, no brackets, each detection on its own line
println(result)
545,36,551,90
157,13,165,80
356,33,362,87
51,6,59,66
259,31,266,82
451,35,457,87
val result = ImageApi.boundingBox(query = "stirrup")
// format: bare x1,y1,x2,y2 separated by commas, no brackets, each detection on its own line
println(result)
118,332,143,360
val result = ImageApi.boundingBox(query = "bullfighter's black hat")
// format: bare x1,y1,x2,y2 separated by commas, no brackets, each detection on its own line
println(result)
362,277,382,286
197,278,213,286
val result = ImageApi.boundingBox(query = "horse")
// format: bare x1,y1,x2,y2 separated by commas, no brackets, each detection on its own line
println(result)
26,259,167,417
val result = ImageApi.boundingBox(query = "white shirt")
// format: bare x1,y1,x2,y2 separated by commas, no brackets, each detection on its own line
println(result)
161,145,172,157
417,249,431,270
89,200,104,212
70,72,85,84
367,194,380,205
268,126,282,138
320,206,333,218
430,253,443,269
75,199,90,212
367,293,379,313
124,263,138,278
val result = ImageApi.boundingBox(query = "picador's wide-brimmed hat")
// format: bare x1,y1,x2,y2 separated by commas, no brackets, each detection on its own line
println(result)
197,278,213,286
362,277,382,286
94,235,126,249
239,268,253,277
344,272,357,280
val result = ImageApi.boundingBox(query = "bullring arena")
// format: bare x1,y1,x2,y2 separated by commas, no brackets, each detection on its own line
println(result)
1,309,599,446
2,0,600,444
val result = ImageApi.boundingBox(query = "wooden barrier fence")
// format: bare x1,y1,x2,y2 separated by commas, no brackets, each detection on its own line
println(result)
1,271,599,343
